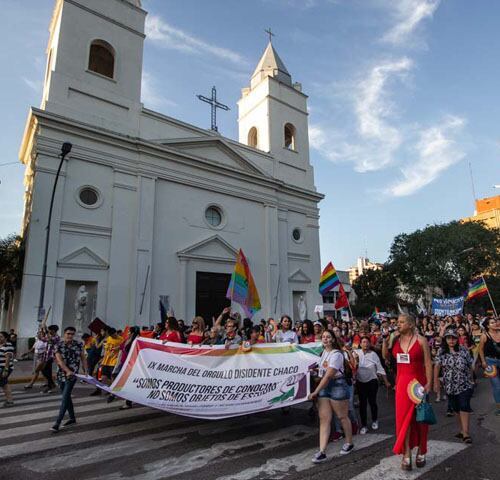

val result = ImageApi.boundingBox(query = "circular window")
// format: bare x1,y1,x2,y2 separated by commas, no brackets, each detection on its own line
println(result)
205,206,222,227
76,186,102,209
292,228,302,242
79,187,99,206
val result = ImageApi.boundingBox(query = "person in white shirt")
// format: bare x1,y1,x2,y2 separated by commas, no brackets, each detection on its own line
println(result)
308,330,354,463
354,336,391,434
273,315,298,344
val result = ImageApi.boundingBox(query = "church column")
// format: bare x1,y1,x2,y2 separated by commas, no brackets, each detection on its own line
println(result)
264,204,279,318
178,258,188,320
133,175,156,325
277,208,290,316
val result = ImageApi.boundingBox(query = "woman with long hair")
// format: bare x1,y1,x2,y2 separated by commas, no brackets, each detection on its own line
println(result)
300,320,315,344
434,329,474,443
187,317,205,345
160,317,182,343
382,313,432,471
479,317,500,416
308,330,354,462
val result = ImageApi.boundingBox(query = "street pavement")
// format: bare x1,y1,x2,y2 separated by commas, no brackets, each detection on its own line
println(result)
0,379,498,480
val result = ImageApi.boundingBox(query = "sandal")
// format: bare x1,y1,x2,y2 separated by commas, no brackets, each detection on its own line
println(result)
462,436,472,444
401,457,412,471
416,454,426,468
119,404,132,410
454,433,464,439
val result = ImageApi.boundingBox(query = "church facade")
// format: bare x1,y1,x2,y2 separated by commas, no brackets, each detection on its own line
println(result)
14,0,324,339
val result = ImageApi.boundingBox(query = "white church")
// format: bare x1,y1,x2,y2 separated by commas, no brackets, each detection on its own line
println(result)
13,0,324,340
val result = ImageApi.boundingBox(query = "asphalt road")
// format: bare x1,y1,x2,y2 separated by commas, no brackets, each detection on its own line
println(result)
0,378,498,480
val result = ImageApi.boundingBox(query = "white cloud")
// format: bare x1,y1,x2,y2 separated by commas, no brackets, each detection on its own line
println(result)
141,71,177,111
22,76,42,93
310,57,412,172
386,115,466,196
145,15,248,67
382,0,440,46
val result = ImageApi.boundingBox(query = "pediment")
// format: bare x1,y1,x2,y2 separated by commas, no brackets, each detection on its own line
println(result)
177,235,238,263
288,268,312,284
160,137,267,177
58,247,109,270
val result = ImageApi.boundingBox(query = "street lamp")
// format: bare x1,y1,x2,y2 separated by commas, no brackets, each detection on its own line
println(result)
37,142,72,323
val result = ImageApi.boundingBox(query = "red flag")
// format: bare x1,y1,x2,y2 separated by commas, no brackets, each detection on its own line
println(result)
335,283,349,310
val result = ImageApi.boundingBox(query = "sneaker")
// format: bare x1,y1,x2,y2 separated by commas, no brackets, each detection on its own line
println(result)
339,443,354,455
42,388,53,394
360,427,368,435
371,421,379,430
3,401,14,408
106,395,116,404
50,425,60,433
312,451,327,464
90,389,102,397
446,411,454,417
23,384,33,390
62,419,76,428
330,431,344,442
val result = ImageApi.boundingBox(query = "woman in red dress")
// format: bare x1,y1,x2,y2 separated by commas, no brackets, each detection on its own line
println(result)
383,313,433,471
187,317,205,345
160,317,183,343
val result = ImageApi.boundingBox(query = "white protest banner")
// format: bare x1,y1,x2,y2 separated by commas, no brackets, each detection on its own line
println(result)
91,338,321,419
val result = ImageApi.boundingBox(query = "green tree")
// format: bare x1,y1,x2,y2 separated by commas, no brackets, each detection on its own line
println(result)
0,234,25,306
352,267,398,316
388,221,500,300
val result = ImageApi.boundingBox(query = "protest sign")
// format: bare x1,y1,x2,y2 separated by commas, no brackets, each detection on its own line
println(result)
86,338,321,420
431,297,464,316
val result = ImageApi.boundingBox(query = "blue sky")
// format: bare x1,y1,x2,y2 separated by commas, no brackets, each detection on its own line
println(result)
0,0,498,270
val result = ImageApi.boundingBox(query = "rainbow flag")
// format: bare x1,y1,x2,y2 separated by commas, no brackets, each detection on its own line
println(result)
319,262,340,295
226,249,261,318
465,278,488,302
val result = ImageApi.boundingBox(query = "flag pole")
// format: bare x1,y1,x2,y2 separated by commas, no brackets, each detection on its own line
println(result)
482,276,498,317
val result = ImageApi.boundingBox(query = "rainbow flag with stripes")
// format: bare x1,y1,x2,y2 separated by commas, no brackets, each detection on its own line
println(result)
319,262,340,295
226,249,261,317
465,278,488,302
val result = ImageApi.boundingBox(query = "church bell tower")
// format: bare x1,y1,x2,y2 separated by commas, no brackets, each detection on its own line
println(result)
41,0,146,135
238,38,311,178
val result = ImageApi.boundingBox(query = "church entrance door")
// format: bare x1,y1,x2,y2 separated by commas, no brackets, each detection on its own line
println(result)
195,272,231,326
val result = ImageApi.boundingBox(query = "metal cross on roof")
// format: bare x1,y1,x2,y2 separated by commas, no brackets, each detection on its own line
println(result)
265,27,275,43
196,86,230,132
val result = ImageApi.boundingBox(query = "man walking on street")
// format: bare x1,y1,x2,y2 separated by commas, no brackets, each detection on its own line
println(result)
0,331,15,407
51,326,87,432
42,325,60,393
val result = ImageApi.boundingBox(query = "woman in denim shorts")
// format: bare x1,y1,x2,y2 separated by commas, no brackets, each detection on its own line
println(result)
309,330,354,463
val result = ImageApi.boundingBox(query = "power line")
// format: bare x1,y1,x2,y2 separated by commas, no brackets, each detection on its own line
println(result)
0,162,20,167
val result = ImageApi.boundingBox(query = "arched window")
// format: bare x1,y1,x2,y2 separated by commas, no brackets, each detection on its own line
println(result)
88,40,115,79
284,123,296,150
247,127,258,148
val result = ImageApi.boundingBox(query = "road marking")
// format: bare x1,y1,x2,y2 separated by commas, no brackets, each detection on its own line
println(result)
216,433,391,480
350,440,468,480
0,399,147,426
0,415,189,459
22,433,187,472
87,425,317,480
0,394,102,409
0,407,152,440
20,417,273,472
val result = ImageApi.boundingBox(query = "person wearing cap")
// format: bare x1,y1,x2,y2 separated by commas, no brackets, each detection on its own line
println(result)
313,321,324,342
434,329,474,444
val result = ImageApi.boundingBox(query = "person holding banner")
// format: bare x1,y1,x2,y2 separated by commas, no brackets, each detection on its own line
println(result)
382,313,432,471
308,330,354,463
479,317,500,416
273,315,298,344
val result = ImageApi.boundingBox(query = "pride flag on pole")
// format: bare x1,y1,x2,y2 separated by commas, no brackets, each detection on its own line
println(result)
319,262,340,296
226,249,261,318
465,278,488,302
